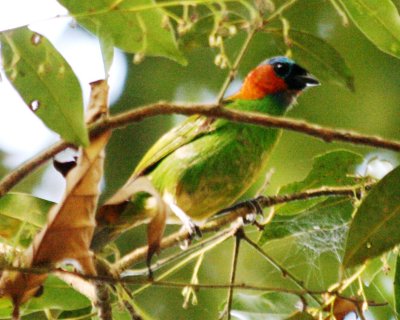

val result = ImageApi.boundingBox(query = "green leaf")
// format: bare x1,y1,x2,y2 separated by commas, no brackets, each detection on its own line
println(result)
58,0,187,65
99,29,114,76
343,165,400,268
270,29,354,91
394,253,400,316
24,276,91,312
231,292,302,320
276,150,363,215
0,193,53,247
179,14,214,49
0,27,89,146
362,256,384,286
337,0,400,59
0,276,90,317
259,198,354,247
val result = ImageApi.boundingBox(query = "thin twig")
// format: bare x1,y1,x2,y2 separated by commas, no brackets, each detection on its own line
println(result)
242,234,323,305
94,283,112,320
216,27,258,103
125,229,235,277
216,184,372,216
118,284,143,320
263,0,298,23
182,252,204,308
0,140,72,197
0,101,397,197
131,224,238,297
12,304,19,320
223,227,244,320
0,185,371,277
113,184,369,273
0,265,387,309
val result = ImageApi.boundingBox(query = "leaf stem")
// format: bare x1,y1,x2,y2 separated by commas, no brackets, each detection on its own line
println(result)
216,27,258,103
264,0,298,24
222,227,243,320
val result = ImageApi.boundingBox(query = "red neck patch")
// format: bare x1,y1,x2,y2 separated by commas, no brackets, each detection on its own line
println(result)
229,65,288,100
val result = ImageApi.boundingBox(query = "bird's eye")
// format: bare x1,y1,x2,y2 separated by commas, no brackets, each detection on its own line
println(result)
273,62,290,77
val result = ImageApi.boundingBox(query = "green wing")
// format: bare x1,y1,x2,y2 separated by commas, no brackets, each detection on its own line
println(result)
133,115,219,177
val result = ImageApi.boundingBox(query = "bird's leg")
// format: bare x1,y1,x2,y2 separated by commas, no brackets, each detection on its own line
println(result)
163,195,202,249
169,201,202,238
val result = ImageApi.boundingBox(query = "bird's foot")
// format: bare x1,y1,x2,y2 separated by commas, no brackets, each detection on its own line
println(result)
163,194,202,249
179,220,202,250
241,197,264,225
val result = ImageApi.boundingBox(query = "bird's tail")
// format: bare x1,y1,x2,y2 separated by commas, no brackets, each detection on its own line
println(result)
90,176,166,253
90,192,154,252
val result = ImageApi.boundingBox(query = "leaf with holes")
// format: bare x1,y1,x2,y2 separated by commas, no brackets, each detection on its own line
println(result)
0,193,53,247
259,198,354,247
338,0,400,59
270,29,354,91
58,0,187,65
276,150,363,216
343,165,400,268
0,27,88,146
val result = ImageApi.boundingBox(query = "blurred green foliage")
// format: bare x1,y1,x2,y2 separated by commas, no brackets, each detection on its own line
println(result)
102,1,400,319
1,0,400,319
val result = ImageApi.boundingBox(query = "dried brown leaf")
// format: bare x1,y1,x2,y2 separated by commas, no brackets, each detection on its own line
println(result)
324,297,360,320
0,80,111,309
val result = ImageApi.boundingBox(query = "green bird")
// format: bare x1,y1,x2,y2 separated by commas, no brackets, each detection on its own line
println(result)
92,56,319,263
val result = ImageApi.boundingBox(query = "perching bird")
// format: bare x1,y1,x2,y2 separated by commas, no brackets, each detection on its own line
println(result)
92,56,319,262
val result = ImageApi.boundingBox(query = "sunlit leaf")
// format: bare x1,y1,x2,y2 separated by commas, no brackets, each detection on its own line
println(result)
338,0,400,59
0,27,89,146
343,165,400,268
99,29,114,76
0,193,53,247
276,150,363,215
270,29,354,91
259,198,354,247
58,0,187,65
231,292,302,320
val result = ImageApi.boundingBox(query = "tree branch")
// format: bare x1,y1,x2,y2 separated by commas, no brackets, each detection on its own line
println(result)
0,267,386,308
112,184,370,274
0,101,398,197
0,141,72,197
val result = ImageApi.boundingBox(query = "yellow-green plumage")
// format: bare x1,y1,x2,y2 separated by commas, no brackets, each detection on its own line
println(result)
139,96,288,221
91,56,319,252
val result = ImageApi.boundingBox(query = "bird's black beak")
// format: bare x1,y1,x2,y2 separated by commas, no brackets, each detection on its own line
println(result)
294,73,320,87
286,64,320,90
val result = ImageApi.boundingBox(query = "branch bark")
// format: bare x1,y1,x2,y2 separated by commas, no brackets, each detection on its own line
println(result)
0,101,398,197
112,184,369,273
